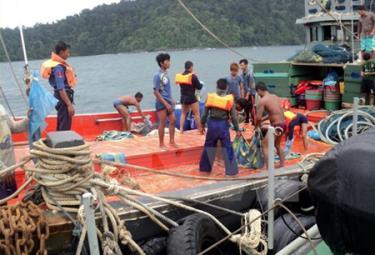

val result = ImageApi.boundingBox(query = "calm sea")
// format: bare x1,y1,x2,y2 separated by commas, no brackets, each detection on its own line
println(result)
0,45,302,116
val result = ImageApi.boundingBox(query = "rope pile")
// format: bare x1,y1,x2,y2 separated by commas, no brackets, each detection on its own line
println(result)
318,106,375,145
0,139,283,255
0,138,324,255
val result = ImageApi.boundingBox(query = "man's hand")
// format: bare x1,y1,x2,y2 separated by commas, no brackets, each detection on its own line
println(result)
166,104,173,114
200,127,206,135
68,105,75,117
2,172,15,187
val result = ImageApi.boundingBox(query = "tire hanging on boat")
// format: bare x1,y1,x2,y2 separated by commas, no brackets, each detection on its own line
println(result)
131,237,167,255
273,213,316,252
256,179,306,218
167,214,227,255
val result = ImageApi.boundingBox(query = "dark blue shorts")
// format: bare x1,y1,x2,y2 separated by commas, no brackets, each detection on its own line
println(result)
156,99,174,112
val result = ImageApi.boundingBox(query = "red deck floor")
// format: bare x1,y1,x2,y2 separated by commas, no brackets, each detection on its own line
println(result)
14,124,332,195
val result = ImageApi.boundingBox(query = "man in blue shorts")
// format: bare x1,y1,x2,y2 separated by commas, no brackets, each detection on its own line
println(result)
153,53,177,149
113,92,146,131
358,5,375,58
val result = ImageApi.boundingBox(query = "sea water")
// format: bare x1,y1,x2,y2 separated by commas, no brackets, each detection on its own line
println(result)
0,45,302,116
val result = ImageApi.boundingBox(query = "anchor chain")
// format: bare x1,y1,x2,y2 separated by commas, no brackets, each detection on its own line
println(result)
0,201,49,255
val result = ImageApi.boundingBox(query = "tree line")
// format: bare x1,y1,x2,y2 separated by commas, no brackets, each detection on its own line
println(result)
0,0,304,61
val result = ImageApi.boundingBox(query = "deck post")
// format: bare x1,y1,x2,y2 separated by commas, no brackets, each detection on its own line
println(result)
267,126,275,251
353,97,359,136
82,193,100,255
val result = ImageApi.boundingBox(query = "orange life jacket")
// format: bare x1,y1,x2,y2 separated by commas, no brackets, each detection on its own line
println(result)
40,52,77,87
206,93,234,112
175,73,193,85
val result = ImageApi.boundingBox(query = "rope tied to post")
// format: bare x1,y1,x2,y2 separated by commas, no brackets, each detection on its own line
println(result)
230,209,268,255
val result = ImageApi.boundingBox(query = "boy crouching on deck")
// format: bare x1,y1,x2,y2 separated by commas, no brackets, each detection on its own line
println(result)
199,79,241,176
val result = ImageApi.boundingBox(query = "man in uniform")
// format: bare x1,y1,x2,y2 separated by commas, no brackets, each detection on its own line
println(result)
41,41,76,131
199,78,241,176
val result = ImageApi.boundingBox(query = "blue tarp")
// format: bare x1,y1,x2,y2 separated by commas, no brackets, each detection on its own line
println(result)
28,75,58,144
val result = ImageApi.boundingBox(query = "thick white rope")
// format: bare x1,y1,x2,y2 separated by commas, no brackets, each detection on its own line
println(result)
230,209,268,255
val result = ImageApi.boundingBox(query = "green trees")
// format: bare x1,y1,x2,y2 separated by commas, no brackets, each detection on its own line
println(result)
0,0,304,61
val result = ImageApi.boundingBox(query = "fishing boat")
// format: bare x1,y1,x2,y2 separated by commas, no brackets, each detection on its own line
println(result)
1,0,373,255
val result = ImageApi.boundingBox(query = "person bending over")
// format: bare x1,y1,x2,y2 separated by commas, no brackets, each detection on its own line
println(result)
255,82,286,168
113,92,146,131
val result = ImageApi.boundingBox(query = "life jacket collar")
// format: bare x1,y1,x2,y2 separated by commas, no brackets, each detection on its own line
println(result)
175,73,193,85
206,93,234,112
40,52,77,87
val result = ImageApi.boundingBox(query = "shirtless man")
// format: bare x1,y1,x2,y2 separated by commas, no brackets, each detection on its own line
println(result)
113,92,146,131
255,82,286,168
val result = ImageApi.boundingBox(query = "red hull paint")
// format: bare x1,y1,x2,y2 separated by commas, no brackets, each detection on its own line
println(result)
12,110,158,143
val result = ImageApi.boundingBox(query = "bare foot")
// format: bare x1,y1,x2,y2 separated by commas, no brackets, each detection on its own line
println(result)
169,142,178,148
275,162,285,169
159,144,168,151
179,129,184,134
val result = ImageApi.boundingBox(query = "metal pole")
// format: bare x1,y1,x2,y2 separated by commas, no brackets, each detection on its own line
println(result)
18,25,28,66
353,97,359,136
82,193,100,255
351,0,355,62
267,126,275,251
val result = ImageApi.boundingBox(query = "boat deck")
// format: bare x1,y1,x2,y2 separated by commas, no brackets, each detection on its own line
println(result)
14,124,332,195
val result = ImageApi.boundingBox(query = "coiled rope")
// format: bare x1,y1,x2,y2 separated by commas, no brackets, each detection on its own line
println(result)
1,139,316,255
318,107,375,145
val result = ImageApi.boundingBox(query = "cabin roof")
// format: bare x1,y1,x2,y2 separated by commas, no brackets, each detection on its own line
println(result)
296,12,358,25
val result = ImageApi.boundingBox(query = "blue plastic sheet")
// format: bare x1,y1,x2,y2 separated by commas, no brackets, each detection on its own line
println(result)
28,75,58,144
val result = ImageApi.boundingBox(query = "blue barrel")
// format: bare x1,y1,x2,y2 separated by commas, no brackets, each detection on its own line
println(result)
175,102,205,130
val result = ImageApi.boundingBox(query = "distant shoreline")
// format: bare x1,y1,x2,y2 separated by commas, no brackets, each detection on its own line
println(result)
0,44,302,64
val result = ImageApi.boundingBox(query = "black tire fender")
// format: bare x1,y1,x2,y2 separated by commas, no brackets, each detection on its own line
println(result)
273,213,316,252
167,214,226,255
132,237,167,255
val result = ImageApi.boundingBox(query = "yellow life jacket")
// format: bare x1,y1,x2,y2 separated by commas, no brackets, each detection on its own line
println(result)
206,93,234,112
284,111,297,123
40,52,77,87
175,73,193,85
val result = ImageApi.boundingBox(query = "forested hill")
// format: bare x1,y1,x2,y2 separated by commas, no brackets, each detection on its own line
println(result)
0,0,304,61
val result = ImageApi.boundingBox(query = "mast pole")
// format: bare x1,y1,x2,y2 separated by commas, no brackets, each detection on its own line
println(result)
351,0,355,62
18,25,28,67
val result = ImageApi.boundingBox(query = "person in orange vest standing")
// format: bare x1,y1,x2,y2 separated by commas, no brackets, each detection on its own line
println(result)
199,78,241,176
175,61,203,133
41,41,76,131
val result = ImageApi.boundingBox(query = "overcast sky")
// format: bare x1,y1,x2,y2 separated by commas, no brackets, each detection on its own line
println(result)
0,0,121,28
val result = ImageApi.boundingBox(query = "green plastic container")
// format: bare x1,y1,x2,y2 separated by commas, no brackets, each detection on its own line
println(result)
305,89,323,100
325,101,340,111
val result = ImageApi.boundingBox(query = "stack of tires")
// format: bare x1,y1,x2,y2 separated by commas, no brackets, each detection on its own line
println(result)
256,179,316,253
